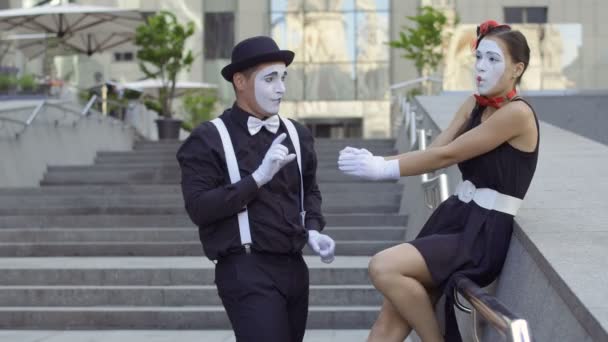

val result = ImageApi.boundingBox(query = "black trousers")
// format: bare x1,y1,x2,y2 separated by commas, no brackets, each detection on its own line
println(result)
215,252,309,342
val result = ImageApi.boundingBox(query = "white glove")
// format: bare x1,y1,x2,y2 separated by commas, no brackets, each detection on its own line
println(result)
338,147,401,181
308,230,335,264
252,133,297,187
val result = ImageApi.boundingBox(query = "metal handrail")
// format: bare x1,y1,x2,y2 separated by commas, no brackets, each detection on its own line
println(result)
0,102,45,138
0,97,110,139
414,127,450,209
390,75,442,138
81,94,97,116
454,275,532,342
25,101,46,125
390,75,443,91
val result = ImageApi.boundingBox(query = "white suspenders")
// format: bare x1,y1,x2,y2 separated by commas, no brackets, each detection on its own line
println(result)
280,117,306,227
210,116,305,248
210,118,252,246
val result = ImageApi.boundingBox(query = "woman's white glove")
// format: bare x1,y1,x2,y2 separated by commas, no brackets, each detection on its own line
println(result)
307,230,335,264
252,133,296,187
338,147,400,181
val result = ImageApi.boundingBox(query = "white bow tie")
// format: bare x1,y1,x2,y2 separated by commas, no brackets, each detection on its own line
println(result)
247,115,280,135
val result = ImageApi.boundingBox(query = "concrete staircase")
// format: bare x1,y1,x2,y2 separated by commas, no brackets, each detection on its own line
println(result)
0,138,407,330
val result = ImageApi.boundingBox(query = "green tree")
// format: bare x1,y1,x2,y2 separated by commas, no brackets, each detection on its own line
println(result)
180,90,217,132
389,6,449,78
134,11,195,118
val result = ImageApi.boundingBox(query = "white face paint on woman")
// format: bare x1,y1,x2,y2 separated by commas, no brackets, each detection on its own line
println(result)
475,38,506,95
254,63,287,116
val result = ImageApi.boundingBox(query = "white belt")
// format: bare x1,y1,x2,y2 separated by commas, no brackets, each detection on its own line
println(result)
455,180,522,216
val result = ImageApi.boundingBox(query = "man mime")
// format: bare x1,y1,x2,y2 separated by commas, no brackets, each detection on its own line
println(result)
176,36,336,342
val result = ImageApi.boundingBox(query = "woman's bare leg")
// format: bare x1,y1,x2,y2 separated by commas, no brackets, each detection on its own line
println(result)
367,298,411,342
367,290,442,342
368,243,444,342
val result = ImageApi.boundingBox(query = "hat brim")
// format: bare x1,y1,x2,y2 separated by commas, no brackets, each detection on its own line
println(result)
221,50,295,82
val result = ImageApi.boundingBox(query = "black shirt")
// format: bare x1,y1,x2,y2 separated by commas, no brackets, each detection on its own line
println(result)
176,104,325,260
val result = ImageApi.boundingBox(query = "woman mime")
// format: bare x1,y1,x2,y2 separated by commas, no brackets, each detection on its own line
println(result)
338,20,539,342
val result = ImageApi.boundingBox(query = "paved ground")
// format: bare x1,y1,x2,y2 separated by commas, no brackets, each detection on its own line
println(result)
0,330,373,342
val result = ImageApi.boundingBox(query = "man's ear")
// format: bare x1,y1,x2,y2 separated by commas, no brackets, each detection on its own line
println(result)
233,72,247,92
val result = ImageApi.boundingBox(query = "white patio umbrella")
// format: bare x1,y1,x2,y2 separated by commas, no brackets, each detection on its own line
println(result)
0,3,144,57
15,31,135,59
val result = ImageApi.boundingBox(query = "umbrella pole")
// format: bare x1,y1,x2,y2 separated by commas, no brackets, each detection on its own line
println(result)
101,84,107,115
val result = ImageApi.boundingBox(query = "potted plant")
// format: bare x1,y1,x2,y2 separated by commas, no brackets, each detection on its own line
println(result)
19,74,37,95
0,73,18,95
180,89,217,132
134,11,195,140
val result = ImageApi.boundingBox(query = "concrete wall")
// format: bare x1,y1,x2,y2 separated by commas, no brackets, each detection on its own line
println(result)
526,93,608,146
411,94,608,341
0,101,135,187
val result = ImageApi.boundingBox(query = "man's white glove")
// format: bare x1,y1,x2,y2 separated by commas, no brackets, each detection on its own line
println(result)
252,133,297,187
307,230,335,264
338,147,400,181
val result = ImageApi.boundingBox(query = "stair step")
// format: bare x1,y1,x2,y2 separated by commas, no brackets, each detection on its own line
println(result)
0,183,402,196
0,240,401,257
135,138,394,148
41,169,395,185
0,306,379,329
135,138,394,146
95,147,395,158
0,227,405,242
0,213,408,228
0,193,400,208
0,204,399,216
0,285,382,306
48,160,354,169
92,151,395,164
0,256,373,286
0,329,373,342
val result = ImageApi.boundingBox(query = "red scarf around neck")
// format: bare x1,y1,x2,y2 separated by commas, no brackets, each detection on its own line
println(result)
474,89,517,109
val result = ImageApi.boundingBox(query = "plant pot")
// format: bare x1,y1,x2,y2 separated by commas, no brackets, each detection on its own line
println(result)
155,118,182,140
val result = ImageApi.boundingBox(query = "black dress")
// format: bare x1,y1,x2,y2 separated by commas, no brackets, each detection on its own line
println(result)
409,98,540,342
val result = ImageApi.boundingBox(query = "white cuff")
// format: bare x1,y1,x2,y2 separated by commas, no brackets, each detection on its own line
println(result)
251,169,265,188
385,159,401,180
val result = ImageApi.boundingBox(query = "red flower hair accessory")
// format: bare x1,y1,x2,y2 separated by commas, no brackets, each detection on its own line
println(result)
473,20,511,49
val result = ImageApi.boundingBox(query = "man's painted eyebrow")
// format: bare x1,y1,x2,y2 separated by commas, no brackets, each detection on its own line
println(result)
263,71,280,78
263,70,288,78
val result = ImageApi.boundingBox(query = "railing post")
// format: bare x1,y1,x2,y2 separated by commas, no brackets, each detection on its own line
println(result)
81,95,98,116
25,101,46,126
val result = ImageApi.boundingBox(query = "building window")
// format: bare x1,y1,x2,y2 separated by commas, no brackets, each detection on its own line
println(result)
304,118,362,139
114,52,134,62
204,12,234,59
504,7,548,24
271,0,390,101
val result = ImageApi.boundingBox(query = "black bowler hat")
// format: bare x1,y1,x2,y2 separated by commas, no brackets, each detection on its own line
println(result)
221,36,295,82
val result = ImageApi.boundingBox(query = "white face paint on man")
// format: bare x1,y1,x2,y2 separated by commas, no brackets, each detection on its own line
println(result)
254,64,287,116
475,38,506,95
